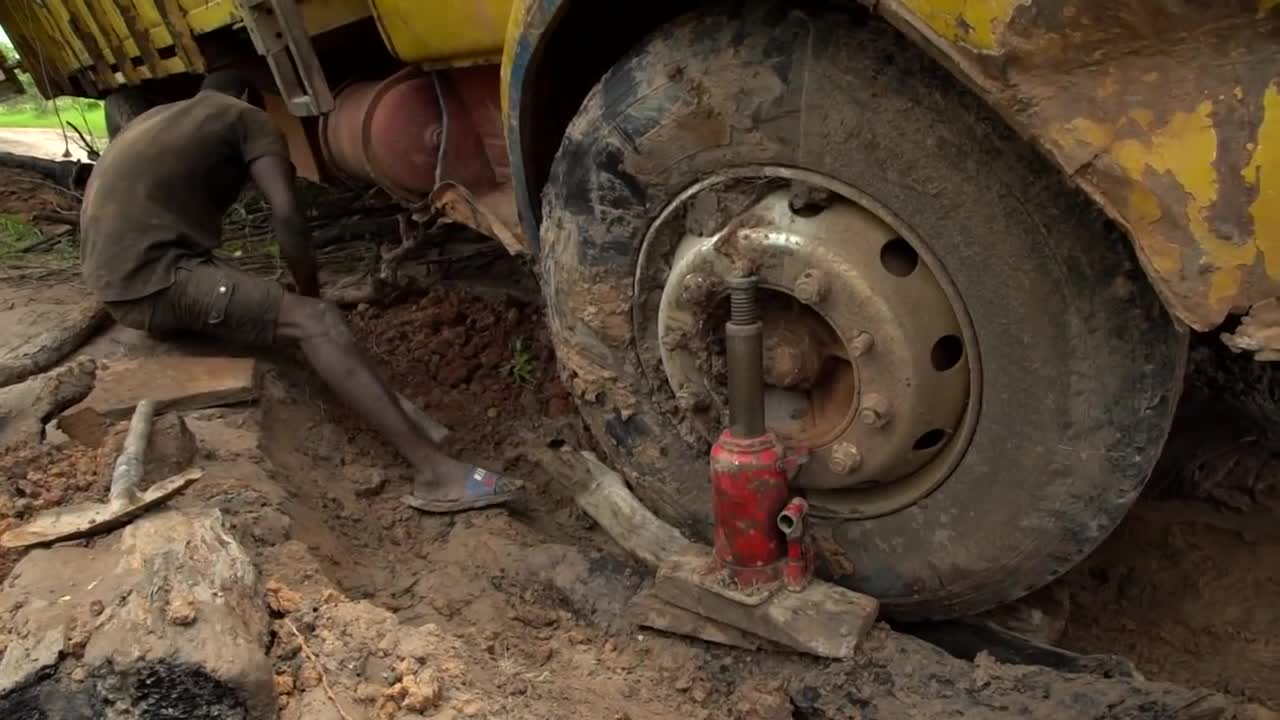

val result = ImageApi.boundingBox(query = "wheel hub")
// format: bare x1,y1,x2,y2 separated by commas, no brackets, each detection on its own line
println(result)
636,169,981,518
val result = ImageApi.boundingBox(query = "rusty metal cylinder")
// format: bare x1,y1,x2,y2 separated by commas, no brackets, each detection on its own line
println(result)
726,277,766,438
320,69,443,199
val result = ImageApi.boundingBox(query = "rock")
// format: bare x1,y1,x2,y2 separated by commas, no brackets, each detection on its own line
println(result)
165,591,198,626
143,413,199,484
266,580,303,615
348,466,389,498
0,509,274,719
56,407,110,447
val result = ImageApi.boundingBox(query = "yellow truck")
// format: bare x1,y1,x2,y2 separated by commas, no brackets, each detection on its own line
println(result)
1,0,1276,621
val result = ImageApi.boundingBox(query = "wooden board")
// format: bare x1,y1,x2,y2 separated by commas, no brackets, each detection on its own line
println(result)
654,546,879,659
75,356,258,419
626,588,785,652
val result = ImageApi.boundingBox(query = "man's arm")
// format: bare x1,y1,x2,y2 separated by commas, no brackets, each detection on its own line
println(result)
249,155,319,298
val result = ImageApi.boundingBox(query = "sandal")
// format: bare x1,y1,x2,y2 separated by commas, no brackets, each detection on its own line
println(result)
401,466,524,513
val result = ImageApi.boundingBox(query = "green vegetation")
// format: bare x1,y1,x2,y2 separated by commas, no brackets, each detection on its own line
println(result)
509,337,535,386
0,40,107,140
0,214,42,255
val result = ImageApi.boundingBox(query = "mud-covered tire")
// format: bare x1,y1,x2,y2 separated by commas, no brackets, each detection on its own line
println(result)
104,88,154,139
540,3,1186,619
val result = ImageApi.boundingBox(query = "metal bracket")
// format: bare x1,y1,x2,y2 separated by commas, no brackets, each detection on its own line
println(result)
236,0,334,116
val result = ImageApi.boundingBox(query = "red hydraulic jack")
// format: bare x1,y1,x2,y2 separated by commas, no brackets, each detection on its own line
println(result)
635,274,878,658
711,276,814,593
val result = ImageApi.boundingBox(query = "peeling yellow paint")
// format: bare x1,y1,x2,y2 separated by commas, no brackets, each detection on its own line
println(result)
1244,83,1280,278
1128,187,1182,274
897,0,1027,51
1129,109,1155,130
1055,102,1256,309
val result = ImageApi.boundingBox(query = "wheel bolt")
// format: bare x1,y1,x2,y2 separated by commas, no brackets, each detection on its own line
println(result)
794,269,827,305
850,332,874,357
828,443,862,475
858,394,890,428
681,273,716,305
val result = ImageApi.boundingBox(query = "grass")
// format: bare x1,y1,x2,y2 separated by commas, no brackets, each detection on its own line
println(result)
0,101,107,138
0,213,41,252
509,337,535,386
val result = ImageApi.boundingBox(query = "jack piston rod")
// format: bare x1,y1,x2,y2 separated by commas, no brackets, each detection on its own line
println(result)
726,276,766,438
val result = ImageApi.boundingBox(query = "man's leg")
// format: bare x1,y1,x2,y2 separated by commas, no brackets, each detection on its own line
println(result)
274,293,518,507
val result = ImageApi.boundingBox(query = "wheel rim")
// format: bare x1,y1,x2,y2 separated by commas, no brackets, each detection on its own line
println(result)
633,167,983,519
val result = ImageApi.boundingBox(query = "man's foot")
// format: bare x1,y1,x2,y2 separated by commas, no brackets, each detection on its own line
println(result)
401,457,524,513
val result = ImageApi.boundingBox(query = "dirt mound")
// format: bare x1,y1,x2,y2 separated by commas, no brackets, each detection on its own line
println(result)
0,436,116,579
1061,487,1280,707
348,284,576,460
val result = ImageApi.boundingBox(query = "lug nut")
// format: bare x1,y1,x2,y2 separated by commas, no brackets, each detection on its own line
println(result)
794,269,827,305
858,394,890,428
828,443,862,475
850,332,874,358
681,273,716,305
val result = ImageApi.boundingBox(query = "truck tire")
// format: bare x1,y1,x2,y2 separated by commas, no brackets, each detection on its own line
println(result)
104,88,153,139
539,2,1186,620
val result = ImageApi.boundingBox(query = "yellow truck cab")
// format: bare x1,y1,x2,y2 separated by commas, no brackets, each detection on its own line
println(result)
2,0,1277,620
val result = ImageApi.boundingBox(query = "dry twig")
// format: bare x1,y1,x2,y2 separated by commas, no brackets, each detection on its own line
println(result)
282,618,356,720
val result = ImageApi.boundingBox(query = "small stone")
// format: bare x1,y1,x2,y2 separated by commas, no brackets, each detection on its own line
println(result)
691,683,711,703
297,662,322,690
352,467,390,498
401,669,442,712
675,674,694,692
486,407,499,418
265,580,302,615
88,600,104,617
356,681,385,702
273,672,295,697
165,592,197,626
70,666,89,683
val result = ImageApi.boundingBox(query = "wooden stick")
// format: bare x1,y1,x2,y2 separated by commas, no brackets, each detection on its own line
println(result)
532,448,693,568
283,618,356,720
109,399,154,507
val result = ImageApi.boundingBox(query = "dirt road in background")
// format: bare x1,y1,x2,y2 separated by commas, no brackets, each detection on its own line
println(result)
0,127,95,161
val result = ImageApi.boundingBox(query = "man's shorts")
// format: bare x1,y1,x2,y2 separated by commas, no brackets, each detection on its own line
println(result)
104,260,285,347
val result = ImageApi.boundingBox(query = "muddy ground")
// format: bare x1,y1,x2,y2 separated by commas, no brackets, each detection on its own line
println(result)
0,164,1277,718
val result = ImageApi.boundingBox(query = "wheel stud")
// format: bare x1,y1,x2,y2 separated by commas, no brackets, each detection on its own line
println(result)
850,332,875,357
858,394,890,428
794,269,827,305
828,443,863,475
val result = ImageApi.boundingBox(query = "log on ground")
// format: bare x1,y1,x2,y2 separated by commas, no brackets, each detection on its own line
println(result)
0,508,274,719
0,358,96,451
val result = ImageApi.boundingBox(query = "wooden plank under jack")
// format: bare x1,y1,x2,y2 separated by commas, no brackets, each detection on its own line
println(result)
654,546,879,659
75,355,258,419
627,588,786,652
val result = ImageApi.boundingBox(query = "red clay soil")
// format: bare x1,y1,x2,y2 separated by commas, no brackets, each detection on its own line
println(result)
347,285,577,465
